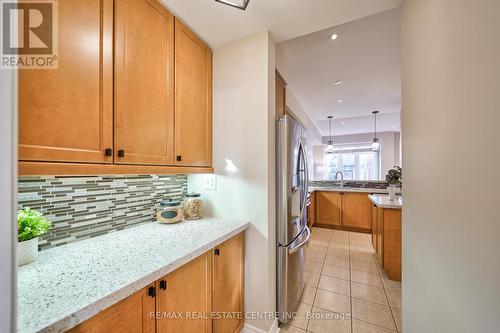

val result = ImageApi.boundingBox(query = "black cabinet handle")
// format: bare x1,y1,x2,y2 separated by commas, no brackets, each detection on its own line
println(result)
214,248,220,256
159,280,167,290
176,155,182,162
148,286,156,298
104,148,112,157
118,149,125,158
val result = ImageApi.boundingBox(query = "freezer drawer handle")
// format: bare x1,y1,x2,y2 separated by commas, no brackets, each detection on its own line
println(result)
288,227,311,254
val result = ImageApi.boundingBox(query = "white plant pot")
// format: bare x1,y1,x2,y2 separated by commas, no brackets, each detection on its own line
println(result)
388,184,397,201
18,237,39,266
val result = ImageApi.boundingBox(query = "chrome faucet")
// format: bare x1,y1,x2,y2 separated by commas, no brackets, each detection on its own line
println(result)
335,171,344,188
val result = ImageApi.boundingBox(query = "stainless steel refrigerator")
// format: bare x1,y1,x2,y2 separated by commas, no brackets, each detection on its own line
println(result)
276,114,311,325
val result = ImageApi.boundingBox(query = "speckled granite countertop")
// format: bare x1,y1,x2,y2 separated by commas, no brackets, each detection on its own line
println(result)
18,218,250,333
368,194,403,209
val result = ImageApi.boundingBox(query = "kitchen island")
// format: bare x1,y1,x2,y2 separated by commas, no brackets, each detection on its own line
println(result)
18,218,250,333
308,185,400,233
369,194,402,281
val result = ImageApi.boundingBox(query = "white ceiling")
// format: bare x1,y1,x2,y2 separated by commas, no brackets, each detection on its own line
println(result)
159,0,402,48
276,8,401,135
317,112,400,136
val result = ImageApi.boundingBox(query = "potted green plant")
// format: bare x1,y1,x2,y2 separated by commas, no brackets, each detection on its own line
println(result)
385,166,402,201
17,208,51,266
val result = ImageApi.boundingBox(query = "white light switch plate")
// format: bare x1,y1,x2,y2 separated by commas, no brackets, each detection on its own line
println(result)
203,174,217,190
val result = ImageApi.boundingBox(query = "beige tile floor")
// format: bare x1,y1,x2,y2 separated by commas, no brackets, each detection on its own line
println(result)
281,227,402,333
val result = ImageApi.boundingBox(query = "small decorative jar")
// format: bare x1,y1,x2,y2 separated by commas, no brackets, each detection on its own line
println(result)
157,199,184,224
183,192,203,220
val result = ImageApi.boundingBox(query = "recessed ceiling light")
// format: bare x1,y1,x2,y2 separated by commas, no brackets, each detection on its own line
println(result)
333,80,343,85
329,33,338,40
215,0,250,10
337,99,344,103
341,121,345,125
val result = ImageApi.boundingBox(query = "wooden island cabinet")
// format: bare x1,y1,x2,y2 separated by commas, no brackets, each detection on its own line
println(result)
311,190,402,281
371,204,402,281
313,191,372,232
69,233,245,333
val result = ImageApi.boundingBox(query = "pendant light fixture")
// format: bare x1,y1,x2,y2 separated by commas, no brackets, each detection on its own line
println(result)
372,111,380,151
326,116,334,154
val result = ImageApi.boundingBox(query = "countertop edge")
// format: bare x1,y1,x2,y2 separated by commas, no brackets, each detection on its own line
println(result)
40,222,251,333
368,195,403,209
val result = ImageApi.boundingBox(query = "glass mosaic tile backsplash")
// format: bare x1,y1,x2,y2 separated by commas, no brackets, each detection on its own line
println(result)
18,174,187,250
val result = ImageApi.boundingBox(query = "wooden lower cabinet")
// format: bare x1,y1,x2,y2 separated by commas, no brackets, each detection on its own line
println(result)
69,233,244,333
212,233,245,333
69,284,155,333
157,252,212,333
371,206,401,282
314,191,371,231
315,192,342,226
382,209,402,281
341,193,372,230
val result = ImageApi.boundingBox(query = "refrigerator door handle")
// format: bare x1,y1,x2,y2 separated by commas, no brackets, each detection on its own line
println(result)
298,138,309,224
288,226,311,254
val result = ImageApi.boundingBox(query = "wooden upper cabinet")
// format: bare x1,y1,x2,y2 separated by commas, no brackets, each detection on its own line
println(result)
114,0,175,165
174,19,212,167
341,193,372,230
19,0,113,164
156,252,212,333
275,70,287,117
69,284,155,333
212,233,245,333
316,192,342,226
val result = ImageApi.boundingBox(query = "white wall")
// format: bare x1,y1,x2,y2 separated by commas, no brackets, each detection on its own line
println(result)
188,31,276,332
0,68,16,331
315,131,401,179
402,1,500,332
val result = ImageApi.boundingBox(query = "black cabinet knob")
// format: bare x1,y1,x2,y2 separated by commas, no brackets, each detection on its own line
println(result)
159,280,167,290
214,248,220,256
104,148,112,157
176,155,182,162
118,149,125,158
148,286,156,298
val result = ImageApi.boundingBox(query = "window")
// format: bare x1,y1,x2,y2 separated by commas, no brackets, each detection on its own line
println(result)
324,143,379,180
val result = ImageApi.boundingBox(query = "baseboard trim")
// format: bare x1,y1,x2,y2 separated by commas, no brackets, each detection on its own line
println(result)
241,319,280,333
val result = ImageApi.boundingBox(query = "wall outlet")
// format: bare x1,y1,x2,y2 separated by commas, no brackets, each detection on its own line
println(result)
203,174,217,190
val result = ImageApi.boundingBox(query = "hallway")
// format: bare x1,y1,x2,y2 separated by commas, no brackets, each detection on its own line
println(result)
282,228,402,333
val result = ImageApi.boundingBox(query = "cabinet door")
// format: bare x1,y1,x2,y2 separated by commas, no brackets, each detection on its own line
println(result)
371,204,378,253
213,233,245,333
316,192,342,226
19,0,113,163
174,19,212,166
376,207,384,265
157,252,212,333
383,209,402,281
69,284,155,333
341,193,372,231
114,0,175,165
